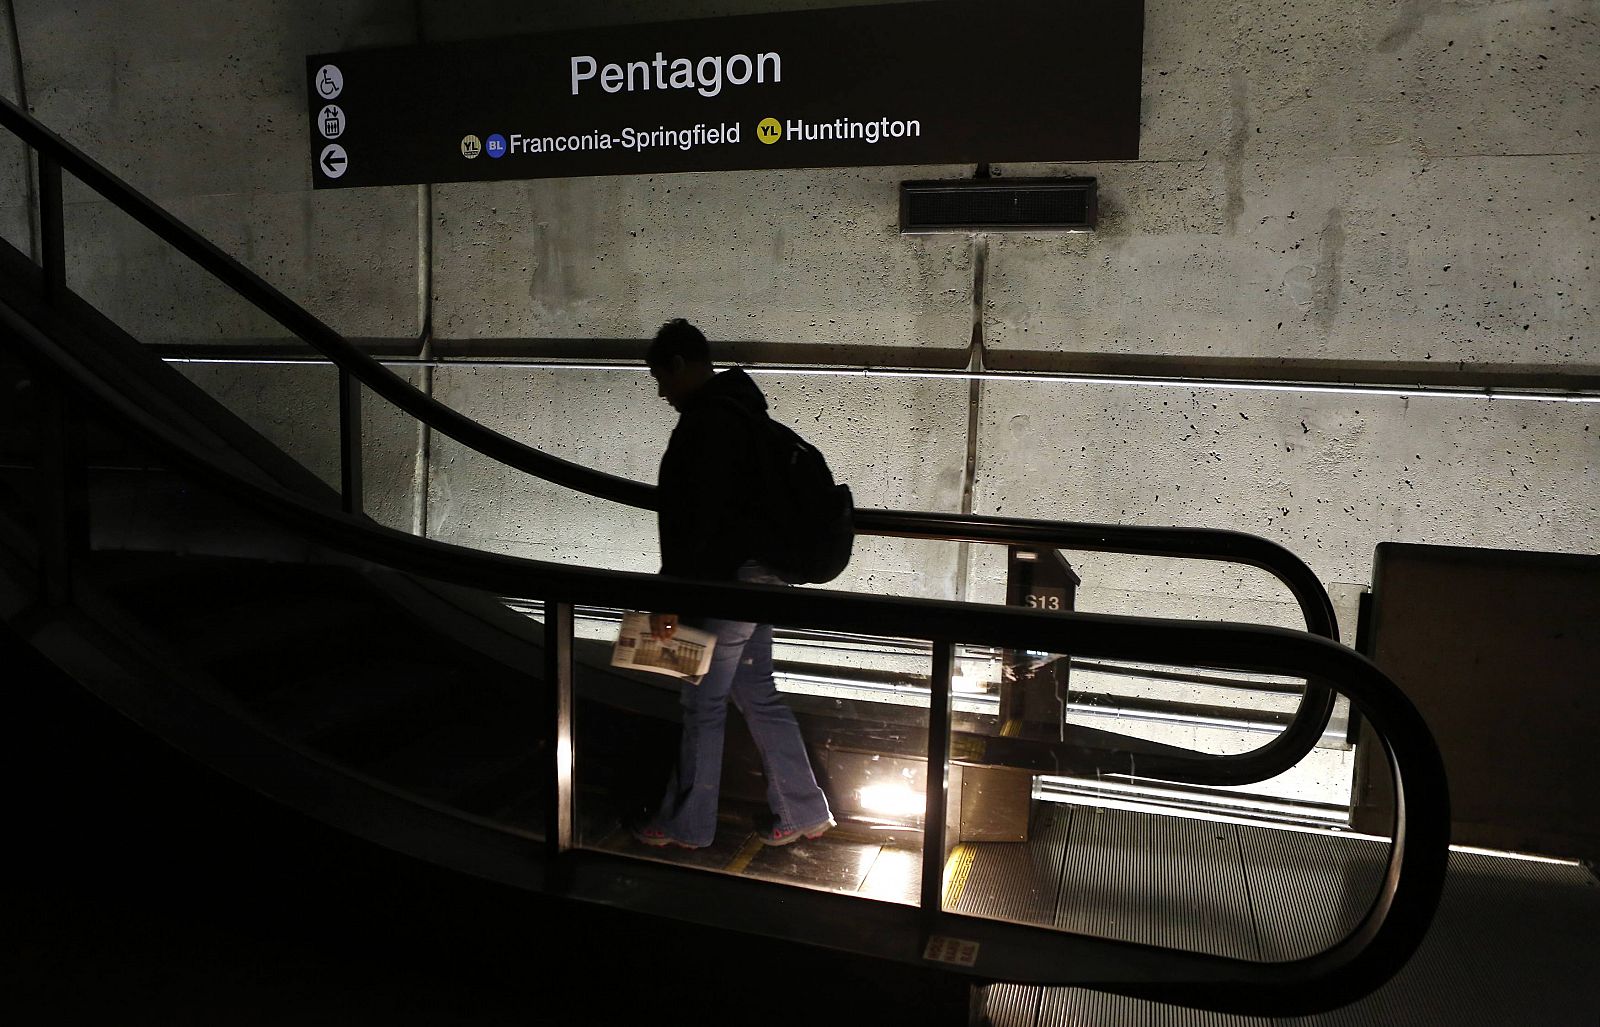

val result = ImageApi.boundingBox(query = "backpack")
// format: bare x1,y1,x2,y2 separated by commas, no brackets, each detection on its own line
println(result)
721,399,854,585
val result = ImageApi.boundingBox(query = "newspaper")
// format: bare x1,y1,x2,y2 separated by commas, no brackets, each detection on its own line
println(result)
611,611,716,685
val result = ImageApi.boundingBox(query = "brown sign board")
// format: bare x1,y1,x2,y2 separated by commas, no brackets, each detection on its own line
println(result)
306,1,1144,188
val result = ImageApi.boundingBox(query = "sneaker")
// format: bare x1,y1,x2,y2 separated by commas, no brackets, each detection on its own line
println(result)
631,824,702,849
761,816,836,847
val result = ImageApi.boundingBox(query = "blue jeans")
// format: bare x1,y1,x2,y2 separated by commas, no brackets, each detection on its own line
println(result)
650,562,832,847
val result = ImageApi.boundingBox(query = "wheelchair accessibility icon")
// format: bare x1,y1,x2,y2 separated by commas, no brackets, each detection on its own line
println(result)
315,65,343,100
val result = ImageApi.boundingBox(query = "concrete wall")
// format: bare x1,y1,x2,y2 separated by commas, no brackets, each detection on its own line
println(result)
992,1,1597,367
172,362,425,533
432,168,973,348
4,0,1596,636
427,366,970,598
968,382,1596,629
8,0,422,344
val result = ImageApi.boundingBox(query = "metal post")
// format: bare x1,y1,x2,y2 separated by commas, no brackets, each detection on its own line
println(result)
338,367,363,515
544,600,575,854
38,153,65,301
920,639,955,926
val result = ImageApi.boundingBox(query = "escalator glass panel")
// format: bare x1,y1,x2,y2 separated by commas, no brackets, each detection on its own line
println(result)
938,638,1394,962
572,601,932,905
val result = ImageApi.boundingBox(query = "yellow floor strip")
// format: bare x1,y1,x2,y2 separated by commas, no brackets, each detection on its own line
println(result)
942,844,976,908
725,835,765,875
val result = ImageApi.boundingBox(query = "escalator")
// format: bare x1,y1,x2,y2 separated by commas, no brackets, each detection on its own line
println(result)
0,97,1450,1020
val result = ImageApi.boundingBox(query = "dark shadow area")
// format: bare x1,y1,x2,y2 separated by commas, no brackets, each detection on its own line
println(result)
1,617,969,1026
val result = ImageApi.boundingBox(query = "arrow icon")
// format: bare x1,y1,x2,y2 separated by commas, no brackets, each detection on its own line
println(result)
319,143,348,179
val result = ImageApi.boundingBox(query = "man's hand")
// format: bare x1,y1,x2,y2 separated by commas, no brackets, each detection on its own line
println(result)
649,613,678,640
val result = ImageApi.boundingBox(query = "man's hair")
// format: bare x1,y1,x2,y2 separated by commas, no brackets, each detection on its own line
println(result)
647,318,711,369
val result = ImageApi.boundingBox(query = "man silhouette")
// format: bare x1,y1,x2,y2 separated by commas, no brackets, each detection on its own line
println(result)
634,318,834,850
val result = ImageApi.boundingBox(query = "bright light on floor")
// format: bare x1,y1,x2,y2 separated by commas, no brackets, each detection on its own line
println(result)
858,784,925,817
951,671,987,693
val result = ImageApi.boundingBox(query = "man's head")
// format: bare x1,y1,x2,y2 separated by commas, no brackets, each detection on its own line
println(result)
646,318,714,410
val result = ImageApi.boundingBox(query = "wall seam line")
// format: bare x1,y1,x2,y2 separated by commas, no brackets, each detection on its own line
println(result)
954,231,988,603
411,0,434,541
0,0,38,262
414,181,434,540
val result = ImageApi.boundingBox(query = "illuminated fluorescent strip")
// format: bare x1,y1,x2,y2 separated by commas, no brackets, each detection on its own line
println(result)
1446,844,1580,866
977,371,1600,405
1065,705,1347,743
1037,781,1352,833
1041,780,1587,867
159,356,1600,404
774,671,996,716
753,366,1600,405
1048,774,1349,813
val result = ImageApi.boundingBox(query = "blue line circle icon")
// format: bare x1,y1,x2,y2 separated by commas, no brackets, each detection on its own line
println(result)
486,133,507,159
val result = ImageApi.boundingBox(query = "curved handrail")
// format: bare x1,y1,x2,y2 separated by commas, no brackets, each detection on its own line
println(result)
0,297,1449,1016
0,95,1335,787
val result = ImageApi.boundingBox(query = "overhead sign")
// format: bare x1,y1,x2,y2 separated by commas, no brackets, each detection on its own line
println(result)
305,0,1143,189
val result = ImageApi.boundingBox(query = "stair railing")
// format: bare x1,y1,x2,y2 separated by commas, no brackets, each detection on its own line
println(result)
2,294,1449,1016
0,94,1336,787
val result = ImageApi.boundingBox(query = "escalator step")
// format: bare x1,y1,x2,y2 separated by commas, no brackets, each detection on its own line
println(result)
486,781,547,829
84,551,205,592
356,714,542,805
180,599,382,666
437,749,547,818
198,613,433,701
302,689,496,768
94,556,363,617
241,662,467,742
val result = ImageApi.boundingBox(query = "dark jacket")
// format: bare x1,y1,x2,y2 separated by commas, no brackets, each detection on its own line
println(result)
656,367,771,581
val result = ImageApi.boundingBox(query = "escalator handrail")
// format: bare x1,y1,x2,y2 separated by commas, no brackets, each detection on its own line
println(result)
1,298,1450,1016
0,95,1335,787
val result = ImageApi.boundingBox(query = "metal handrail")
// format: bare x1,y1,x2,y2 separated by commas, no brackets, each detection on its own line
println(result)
1,296,1450,1016
0,94,1334,786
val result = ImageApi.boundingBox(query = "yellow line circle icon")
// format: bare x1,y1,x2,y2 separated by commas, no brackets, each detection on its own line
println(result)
756,118,782,144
